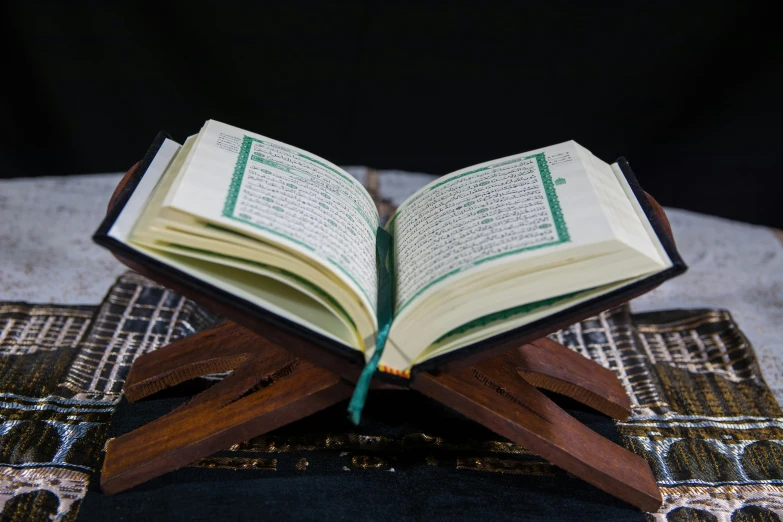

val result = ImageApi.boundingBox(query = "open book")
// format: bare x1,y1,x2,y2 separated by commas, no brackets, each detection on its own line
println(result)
95,120,685,380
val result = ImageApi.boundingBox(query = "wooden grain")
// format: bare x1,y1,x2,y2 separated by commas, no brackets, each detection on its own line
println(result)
411,366,662,512
644,192,674,246
108,161,139,212
124,321,261,402
124,320,403,403
513,338,631,420
102,353,353,494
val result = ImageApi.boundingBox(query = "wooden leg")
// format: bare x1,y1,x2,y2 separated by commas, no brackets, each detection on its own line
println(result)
102,351,353,494
103,321,659,511
124,321,263,402
104,321,404,495
512,338,631,420
411,362,661,512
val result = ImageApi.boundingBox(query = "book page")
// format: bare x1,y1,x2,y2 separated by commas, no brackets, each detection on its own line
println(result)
167,121,380,315
581,148,667,266
135,245,358,348
389,142,609,316
379,141,671,374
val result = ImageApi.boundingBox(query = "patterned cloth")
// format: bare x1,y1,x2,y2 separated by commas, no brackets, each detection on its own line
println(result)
0,273,781,520
0,276,218,521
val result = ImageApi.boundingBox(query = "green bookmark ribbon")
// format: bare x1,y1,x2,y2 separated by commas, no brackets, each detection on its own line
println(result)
347,227,394,425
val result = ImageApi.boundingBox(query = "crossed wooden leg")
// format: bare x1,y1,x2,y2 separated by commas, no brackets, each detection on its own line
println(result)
101,321,661,512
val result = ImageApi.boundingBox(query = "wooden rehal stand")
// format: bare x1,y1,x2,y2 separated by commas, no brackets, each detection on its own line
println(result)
100,165,667,512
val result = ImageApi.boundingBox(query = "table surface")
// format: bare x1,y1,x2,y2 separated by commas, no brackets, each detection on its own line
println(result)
2,169,782,402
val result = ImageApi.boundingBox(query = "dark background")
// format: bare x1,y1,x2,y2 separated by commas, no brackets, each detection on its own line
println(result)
3,2,781,227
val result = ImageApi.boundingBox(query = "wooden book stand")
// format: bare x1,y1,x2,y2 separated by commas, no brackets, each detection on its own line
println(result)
100,164,670,512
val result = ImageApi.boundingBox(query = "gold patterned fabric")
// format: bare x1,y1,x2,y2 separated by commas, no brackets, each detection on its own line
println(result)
0,303,97,520
0,279,219,521
0,275,781,520
618,309,783,521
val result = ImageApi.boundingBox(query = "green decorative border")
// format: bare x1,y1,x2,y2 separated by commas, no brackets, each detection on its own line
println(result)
223,136,253,220
433,289,582,344
390,153,570,315
223,136,377,232
536,153,569,244
221,135,377,312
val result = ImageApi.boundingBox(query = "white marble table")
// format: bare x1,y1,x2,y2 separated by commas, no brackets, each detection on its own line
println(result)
2,170,782,402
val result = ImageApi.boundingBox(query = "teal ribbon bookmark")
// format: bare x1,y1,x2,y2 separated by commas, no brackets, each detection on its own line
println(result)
347,227,394,425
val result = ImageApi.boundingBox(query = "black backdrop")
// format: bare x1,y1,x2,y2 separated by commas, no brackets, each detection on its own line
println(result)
3,2,781,227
